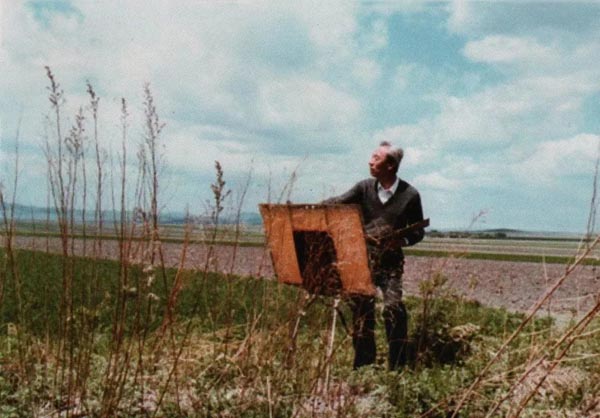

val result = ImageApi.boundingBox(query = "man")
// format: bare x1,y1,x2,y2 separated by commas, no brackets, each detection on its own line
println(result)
323,141,425,370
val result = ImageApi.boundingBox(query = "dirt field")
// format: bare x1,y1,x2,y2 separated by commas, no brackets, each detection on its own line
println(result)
13,235,600,318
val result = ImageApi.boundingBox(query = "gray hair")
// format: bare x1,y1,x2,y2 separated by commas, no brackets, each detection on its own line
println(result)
379,141,404,172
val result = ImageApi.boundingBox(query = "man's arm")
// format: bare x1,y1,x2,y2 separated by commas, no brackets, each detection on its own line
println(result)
402,192,425,246
321,181,364,205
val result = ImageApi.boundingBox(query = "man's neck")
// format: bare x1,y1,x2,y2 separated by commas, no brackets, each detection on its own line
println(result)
378,174,397,190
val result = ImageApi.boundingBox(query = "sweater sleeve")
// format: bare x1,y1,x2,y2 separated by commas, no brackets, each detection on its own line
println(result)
404,192,425,246
321,181,364,205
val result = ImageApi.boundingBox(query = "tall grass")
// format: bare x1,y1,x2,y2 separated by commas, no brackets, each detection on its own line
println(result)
0,68,599,417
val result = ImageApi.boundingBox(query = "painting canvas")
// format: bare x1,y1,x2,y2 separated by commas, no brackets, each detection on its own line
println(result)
259,204,375,296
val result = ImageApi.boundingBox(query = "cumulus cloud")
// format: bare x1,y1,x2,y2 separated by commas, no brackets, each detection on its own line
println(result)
463,35,558,65
257,76,361,135
447,1,600,36
351,58,382,87
359,19,388,52
1,2,369,156
393,63,418,91
414,172,461,192
513,134,600,185
373,124,426,147
363,1,426,16
379,66,598,154
446,0,473,34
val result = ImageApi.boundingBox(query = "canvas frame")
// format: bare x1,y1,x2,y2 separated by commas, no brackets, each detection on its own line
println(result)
259,204,375,296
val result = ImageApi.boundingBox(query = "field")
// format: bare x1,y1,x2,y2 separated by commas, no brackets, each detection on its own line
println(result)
1,73,599,417
2,224,600,417
2,235,600,417
10,225,600,317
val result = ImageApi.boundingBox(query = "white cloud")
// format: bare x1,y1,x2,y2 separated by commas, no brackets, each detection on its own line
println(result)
431,70,596,148
513,134,600,185
363,1,426,16
414,171,461,192
169,134,250,175
0,1,365,145
446,1,600,37
463,35,557,65
352,58,381,87
402,146,427,167
393,63,417,91
360,19,388,52
446,0,473,34
258,77,361,133
378,31,600,153
373,124,426,147
291,1,358,66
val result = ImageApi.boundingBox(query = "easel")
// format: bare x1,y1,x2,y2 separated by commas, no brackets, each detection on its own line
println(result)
260,204,431,393
259,204,375,392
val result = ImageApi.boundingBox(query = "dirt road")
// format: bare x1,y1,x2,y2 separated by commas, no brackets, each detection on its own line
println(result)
12,235,600,317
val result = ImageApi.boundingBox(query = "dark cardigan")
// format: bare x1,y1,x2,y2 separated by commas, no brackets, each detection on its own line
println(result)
324,178,425,260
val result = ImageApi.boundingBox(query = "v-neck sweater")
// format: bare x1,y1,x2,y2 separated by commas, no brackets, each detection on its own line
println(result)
324,178,425,255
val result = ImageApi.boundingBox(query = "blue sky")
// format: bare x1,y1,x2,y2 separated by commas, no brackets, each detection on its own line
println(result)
2,1,600,232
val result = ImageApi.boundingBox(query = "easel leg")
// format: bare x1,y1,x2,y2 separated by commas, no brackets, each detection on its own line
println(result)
324,296,340,392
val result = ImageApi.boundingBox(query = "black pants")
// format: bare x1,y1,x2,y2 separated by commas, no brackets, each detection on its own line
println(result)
350,266,408,370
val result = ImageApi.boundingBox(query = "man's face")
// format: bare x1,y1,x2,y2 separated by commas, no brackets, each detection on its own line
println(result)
369,146,391,178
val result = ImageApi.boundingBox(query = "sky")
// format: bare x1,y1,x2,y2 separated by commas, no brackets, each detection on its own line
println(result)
1,1,600,233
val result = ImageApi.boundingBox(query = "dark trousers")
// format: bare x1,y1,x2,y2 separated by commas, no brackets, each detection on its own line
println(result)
350,266,408,370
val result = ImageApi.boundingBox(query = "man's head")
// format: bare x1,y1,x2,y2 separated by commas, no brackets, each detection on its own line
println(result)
369,141,404,179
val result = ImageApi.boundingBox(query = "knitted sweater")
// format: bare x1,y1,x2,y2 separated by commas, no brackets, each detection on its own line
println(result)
324,178,424,261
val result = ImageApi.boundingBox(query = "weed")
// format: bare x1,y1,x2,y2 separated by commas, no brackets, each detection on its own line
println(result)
1,68,599,417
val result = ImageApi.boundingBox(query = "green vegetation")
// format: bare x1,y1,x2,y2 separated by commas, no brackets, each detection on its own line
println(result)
1,248,599,417
2,67,598,417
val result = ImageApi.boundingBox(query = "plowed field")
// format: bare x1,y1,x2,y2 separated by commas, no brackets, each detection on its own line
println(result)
13,235,600,318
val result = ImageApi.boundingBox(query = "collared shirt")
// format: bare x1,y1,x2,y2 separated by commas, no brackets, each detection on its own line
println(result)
377,177,400,204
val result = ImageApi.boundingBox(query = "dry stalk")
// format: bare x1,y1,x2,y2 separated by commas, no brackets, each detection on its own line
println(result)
0,115,21,317
87,81,103,260
486,293,600,416
0,117,36,416
221,168,253,352
149,161,235,417
43,66,79,410
276,158,305,204
228,166,253,275
450,232,600,418
157,215,192,335
100,97,134,417
510,296,600,417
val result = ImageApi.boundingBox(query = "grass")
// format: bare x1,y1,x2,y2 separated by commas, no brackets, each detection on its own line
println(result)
2,68,599,417
1,248,599,417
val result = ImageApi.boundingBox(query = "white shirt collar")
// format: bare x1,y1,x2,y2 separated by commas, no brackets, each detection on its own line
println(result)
377,177,400,204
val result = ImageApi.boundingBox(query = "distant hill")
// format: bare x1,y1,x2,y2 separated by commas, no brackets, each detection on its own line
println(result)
428,227,584,240
5,203,263,226
478,228,523,235
4,204,584,235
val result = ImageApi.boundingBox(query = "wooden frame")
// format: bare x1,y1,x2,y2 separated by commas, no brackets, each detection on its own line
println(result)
259,204,375,296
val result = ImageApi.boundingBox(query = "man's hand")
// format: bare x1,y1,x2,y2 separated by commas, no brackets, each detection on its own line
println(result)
364,219,429,248
365,235,409,249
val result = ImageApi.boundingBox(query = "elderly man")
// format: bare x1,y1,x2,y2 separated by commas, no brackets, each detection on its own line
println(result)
323,141,425,370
